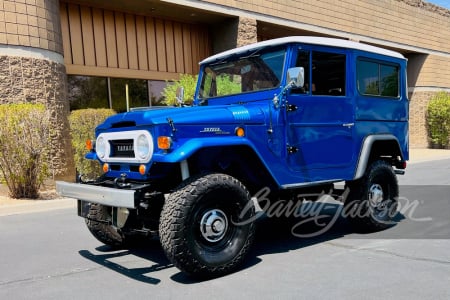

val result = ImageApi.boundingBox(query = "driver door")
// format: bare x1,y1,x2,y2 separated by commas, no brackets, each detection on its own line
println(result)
285,48,354,179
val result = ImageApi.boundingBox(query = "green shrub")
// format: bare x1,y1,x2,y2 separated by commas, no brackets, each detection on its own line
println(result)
162,74,197,106
0,104,51,198
427,92,450,148
69,109,116,180
217,75,241,96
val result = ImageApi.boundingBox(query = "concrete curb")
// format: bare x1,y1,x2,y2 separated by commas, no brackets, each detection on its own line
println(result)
408,148,450,164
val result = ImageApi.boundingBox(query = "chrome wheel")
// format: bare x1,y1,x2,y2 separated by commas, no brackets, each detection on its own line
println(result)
344,160,399,232
368,183,390,219
200,209,229,243
368,183,384,207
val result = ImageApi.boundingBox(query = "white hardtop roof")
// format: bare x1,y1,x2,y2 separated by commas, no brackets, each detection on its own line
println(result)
200,36,405,64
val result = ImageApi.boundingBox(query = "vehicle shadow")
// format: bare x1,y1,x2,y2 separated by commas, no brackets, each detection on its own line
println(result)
79,202,404,285
78,238,171,285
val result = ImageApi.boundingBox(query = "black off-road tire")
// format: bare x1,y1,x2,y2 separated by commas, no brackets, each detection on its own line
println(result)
159,173,256,278
85,203,125,247
345,160,399,232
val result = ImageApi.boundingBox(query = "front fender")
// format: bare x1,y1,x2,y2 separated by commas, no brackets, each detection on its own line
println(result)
84,137,258,164
152,137,256,163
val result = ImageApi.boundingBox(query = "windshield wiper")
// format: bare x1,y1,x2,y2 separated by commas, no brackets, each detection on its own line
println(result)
239,47,263,60
198,98,208,106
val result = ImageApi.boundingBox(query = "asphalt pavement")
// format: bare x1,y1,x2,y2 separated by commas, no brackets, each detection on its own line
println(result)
0,148,449,300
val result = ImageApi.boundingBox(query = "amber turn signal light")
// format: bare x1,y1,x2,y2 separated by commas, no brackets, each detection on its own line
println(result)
102,163,109,173
139,164,146,175
235,127,245,137
86,139,94,151
158,136,172,150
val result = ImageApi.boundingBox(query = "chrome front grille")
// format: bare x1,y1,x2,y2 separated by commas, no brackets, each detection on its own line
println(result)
110,139,134,158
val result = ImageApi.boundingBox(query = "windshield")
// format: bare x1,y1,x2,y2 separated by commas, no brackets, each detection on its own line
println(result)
198,46,286,101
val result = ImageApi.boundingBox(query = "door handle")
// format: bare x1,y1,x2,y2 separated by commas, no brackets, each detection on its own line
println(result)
342,123,354,128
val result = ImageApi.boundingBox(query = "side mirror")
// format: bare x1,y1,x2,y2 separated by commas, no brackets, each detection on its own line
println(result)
176,87,184,106
287,67,304,88
272,67,305,108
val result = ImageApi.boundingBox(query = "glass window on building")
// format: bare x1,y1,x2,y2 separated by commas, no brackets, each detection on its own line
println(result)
68,76,109,110
110,78,149,113
148,80,167,106
68,76,172,111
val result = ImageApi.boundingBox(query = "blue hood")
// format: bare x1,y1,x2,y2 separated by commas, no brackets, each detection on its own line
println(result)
97,105,266,130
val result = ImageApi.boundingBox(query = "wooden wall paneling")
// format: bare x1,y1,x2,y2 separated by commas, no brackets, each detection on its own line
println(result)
66,64,180,81
135,15,148,71
182,23,193,74
68,3,84,65
164,20,176,73
146,17,158,71
173,22,185,73
125,14,138,70
92,8,107,67
190,29,200,73
61,3,210,78
59,2,72,65
80,6,96,66
155,18,167,72
199,29,209,62
103,10,118,68
114,12,128,69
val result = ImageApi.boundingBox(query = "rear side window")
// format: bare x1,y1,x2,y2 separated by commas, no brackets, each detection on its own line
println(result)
357,59,399,98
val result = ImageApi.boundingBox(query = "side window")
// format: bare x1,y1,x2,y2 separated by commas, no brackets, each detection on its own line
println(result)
311,52,346,96
294,50,346,96
357,59,399,98
380,64,399,97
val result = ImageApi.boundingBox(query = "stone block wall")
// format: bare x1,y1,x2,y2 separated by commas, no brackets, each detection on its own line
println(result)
0,0,63,53
237,17,257,47
0,0,74,180
0,54,74,179
409,91,435,148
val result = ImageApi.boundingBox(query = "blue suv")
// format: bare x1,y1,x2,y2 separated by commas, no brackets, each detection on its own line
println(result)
57,36,409,278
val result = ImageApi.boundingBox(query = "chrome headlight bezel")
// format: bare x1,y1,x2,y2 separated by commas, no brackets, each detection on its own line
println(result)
96,136,107,159
136,133,151,160
95,130,154,163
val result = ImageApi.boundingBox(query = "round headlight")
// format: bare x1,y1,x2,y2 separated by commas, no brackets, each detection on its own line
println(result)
136,134,150,159
96,136,106,159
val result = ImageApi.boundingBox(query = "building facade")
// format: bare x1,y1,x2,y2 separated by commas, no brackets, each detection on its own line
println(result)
1,0,449,177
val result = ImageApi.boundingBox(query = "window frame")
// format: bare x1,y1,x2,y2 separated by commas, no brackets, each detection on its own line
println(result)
292,46,347,97
198,45,287,100
356,57,400,99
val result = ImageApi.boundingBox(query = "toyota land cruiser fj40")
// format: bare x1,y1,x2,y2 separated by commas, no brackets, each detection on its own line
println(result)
57,36,409,278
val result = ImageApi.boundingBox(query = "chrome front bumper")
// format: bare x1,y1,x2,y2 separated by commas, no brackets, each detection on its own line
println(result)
55,181,136,208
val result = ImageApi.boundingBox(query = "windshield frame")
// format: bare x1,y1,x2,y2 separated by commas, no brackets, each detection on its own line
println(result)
195,45,287,104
